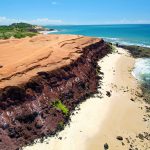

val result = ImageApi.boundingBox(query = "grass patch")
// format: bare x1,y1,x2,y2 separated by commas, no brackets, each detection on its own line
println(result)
107,42,116,53
53,100,69,116
57,121,65,130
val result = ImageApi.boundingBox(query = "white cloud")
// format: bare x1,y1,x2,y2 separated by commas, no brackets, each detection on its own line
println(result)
29,18,62,25
112,19,150,24
97,19,150,25
0,16,20,25
0,16,150,25
0,16,63,25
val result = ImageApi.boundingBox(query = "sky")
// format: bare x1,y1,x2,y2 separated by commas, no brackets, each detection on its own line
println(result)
0,0,150,25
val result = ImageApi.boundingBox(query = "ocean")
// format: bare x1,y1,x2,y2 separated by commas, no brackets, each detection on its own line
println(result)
45,24,150,85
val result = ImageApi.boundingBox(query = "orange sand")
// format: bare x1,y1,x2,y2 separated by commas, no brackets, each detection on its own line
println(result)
0,34,101,88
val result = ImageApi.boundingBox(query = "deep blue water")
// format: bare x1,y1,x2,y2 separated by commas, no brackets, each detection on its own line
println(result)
45,24,150,85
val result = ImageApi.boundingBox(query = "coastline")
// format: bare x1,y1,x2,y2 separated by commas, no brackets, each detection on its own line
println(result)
0,35,110,150
87,47,150,150
38,30,58,35
24,46,150,150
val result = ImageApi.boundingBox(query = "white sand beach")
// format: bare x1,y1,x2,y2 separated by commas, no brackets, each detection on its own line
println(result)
24,47,150,150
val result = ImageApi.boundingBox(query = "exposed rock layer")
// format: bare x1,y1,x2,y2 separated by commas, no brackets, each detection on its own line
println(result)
0,35,110,150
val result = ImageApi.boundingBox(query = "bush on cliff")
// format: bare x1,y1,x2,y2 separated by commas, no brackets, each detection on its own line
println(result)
14,32,37,38
53,100,69,116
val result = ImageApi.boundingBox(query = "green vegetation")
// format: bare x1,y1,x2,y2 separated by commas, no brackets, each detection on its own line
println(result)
107,42,116,53
57,121,65,130
53,100,69,116
117,44,150,58
96,66,101,75
141,83,150,104
0,22,38,39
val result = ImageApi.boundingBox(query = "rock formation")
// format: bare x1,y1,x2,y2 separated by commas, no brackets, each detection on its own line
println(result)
0,34,110,150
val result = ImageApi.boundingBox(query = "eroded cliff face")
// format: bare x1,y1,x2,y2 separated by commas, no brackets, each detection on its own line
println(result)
0,35,110,150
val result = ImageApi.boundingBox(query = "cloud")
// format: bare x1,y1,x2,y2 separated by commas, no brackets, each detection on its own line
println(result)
97,19,150,25
112,19,150,24
0,16,63,25
0,16,19,25
0,16,150,25
29,18,62,25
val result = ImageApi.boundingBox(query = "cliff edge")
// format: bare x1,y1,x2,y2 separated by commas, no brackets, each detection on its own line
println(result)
0,34,110,150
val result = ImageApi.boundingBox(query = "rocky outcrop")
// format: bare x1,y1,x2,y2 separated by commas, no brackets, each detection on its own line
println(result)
34,25,55,32
0,35,111,150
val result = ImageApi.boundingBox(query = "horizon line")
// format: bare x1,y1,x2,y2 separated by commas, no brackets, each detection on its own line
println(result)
43,23,150,26
1,23,150,26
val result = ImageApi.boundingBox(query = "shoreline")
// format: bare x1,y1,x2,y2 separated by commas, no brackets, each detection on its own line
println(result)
103,38,150,48
24,47,150,150
38,30,58,35
87,47,150,150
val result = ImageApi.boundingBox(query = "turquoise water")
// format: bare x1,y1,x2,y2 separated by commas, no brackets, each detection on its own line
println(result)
45,24,150,85
46,24,150,47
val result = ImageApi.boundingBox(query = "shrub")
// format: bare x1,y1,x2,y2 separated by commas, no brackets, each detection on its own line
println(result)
57,121,64,130
14,32,26,38
53,100,69,116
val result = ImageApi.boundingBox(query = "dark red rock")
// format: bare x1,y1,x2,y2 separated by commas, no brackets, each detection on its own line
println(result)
0,38,111,150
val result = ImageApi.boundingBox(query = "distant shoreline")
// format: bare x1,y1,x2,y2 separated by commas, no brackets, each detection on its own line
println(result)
39,29,59,35
0,22,56,39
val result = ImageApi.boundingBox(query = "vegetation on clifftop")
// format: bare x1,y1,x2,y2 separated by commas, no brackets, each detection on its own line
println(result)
0,22,53,39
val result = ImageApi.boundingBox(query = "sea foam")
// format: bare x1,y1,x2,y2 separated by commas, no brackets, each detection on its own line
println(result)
39,30,58,35
102,37,150,48
132,58,150,85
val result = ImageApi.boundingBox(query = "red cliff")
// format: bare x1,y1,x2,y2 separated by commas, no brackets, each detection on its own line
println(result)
0,34,110,150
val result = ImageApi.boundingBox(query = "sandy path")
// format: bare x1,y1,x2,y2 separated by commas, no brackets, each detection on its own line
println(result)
24,47,150,150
